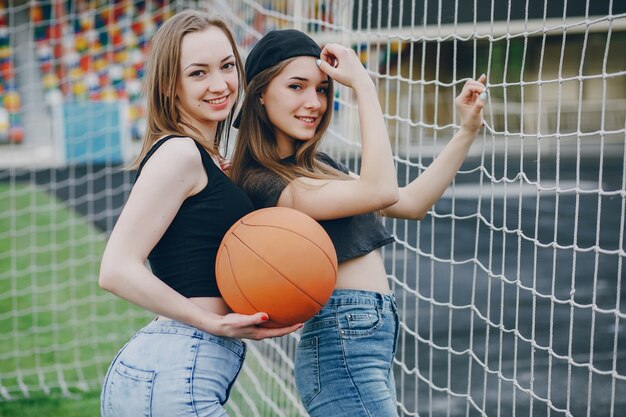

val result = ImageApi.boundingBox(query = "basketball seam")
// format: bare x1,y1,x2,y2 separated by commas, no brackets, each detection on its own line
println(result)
238,222,338,274
231,233,327,311
222,244,265,321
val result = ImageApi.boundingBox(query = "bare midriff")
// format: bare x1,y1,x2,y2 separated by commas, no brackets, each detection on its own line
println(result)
334,249,391,294
156,297,232,321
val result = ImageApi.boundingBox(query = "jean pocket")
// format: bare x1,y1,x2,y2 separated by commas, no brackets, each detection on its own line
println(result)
295,337,321,406
102,361,155,417
338,305,382,338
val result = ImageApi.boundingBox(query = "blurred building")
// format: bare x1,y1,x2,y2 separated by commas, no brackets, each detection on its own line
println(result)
2,0,625,159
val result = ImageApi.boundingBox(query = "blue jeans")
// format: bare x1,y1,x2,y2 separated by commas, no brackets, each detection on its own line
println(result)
100,319,246,417
295,289,400,417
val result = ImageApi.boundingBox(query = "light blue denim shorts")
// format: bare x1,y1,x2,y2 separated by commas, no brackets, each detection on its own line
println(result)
294,289,400,417
100,319,246,417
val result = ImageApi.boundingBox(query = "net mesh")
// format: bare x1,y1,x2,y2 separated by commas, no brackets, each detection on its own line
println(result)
1,1,625,416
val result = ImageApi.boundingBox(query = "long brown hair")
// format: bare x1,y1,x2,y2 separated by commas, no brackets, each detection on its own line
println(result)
129,10,244,169
230,58,343,188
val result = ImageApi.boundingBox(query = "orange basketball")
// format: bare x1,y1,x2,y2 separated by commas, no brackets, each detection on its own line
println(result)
216,207,337,328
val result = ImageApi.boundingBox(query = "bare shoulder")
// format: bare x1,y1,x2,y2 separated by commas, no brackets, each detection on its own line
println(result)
153,137,202,164
142,137,203,175
134,137,206,199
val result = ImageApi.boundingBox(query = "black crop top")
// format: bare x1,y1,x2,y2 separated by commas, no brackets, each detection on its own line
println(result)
135,136,254,297
242,152,394,262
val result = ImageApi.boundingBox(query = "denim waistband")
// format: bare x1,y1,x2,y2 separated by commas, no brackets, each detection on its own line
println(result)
140,319,245,356
324,289,396,311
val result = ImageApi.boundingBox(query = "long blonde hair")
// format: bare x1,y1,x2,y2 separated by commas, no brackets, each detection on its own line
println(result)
129,10,244,169
230,58,343,188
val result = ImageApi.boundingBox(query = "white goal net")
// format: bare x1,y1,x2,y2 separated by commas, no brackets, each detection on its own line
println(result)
1,1,625,416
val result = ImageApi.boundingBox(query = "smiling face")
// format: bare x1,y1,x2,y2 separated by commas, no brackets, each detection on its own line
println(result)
176,26,239,137
261,56,330,156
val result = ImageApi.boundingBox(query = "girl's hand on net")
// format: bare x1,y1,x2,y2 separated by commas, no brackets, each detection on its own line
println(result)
456,74,487,134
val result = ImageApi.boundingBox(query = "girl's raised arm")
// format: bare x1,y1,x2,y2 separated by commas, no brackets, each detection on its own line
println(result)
382,75,487,220
278,44,399,220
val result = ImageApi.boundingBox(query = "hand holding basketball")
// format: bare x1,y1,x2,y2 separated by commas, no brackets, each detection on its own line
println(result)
216,207,338,328
216,312,303,340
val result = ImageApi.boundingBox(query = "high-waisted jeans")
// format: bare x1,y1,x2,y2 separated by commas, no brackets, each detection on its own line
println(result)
100,319,246,417
294,289,400,417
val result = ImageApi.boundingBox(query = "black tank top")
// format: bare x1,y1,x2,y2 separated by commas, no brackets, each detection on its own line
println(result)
135,135,254,297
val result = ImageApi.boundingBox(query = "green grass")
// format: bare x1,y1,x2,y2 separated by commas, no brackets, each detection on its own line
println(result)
0,183,149,415
0,390,101,417
0,183,300,416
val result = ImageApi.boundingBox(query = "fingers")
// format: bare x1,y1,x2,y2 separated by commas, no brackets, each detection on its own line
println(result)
217,157,231,173
315,57,336,77
316,43,370,88
456,75,487,110
473,75,487,110
320,43,344,66
219,161,231,173
251,323,303,340
226,312,302,340
473,74,488,102
316,43,347,78
462,76,486,96
244,311,270,326
455,76,487,132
